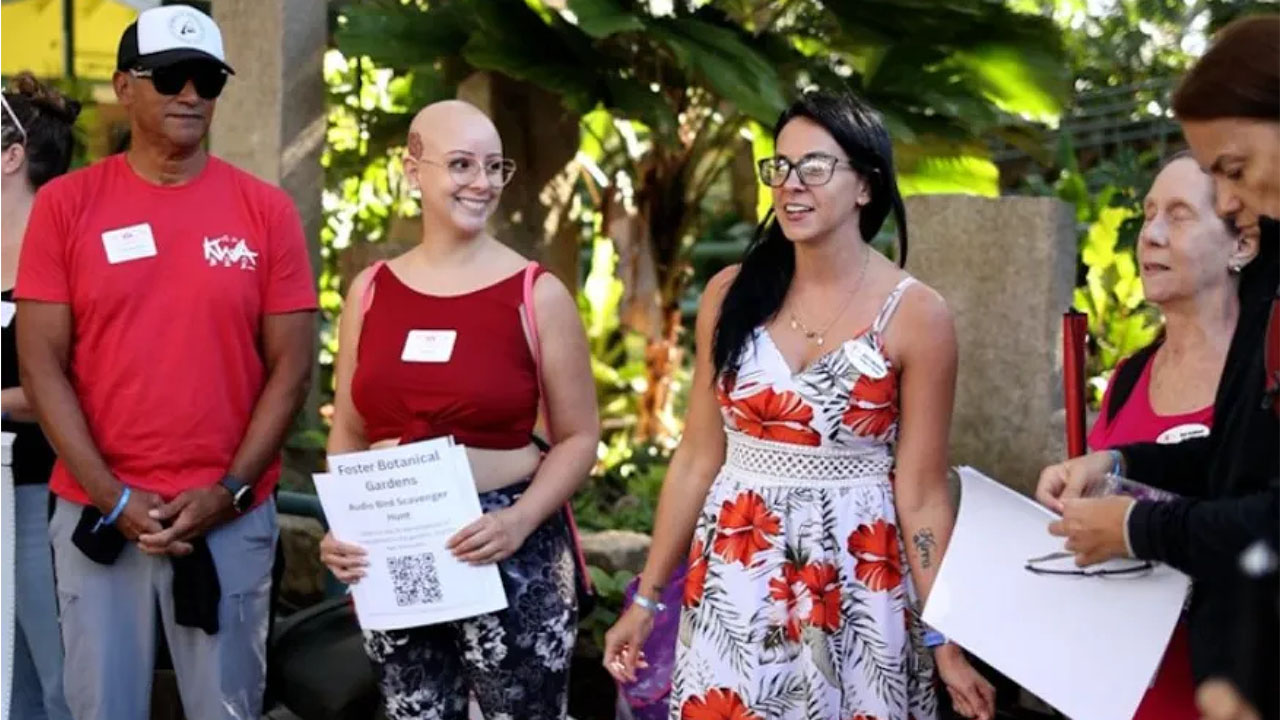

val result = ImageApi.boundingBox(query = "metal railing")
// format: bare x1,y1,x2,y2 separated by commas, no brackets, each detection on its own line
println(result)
991,78,1182,163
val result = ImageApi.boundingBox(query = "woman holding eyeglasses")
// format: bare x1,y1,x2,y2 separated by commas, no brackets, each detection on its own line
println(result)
318,100,599,719
1035,15,1278,720
602,91,994,720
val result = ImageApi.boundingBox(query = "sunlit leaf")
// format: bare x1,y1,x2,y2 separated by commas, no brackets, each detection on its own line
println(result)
947,42,1068,124
748,120,774,222
896,152,1000,197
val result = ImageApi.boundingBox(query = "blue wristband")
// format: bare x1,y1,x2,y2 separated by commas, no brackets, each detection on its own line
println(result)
922,628,948,648
632,593,667,615
94,487,131,533
1109,449,1124,477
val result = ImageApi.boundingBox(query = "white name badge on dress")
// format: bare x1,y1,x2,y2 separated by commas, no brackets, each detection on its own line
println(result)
1156,423,1211,444
843,338,889,378
401,330,457,363
101,223,158,264
0,301,14,328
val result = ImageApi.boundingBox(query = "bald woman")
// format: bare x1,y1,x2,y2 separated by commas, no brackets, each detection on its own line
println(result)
319,100,600,718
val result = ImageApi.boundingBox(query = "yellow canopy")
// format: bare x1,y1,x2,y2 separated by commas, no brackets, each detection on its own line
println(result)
1,0,144,81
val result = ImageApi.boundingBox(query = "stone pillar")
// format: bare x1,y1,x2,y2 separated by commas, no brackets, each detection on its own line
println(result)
905,196,1076,496
210,0,327,256
458,72,582,286
209,0,328,486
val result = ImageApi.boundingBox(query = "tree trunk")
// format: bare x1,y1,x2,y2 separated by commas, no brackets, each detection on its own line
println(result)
457,71,581,285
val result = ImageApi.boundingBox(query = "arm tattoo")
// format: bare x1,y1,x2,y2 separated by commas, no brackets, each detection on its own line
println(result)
912,528,937,569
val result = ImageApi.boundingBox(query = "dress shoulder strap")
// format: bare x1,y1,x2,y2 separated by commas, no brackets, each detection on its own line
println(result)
359,260,388,316
520,261,545,412
871,276,917,335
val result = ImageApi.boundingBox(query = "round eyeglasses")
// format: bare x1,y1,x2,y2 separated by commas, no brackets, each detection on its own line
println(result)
420,155,517,188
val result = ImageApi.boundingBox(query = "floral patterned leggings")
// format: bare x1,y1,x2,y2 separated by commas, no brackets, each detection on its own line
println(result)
362,482,579,720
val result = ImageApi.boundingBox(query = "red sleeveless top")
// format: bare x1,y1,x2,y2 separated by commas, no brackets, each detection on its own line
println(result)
350,263,543,449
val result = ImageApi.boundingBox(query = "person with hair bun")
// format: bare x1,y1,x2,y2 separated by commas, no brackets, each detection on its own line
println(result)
2,70,78,720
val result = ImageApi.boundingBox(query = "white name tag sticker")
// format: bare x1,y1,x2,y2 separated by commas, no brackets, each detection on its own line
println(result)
1156,423,1211,445
0,301,14,328
843,338,889,379
101,223,157,265
401,330,457,363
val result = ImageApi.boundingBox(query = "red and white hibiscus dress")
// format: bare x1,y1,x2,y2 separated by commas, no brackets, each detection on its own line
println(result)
673,277,938,720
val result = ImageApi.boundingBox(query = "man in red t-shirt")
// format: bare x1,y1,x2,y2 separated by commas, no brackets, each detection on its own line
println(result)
14,7,316,720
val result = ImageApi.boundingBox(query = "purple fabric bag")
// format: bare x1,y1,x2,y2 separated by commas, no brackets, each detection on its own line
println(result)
616,561,687,720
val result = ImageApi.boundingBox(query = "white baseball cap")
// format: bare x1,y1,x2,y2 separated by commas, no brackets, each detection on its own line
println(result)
116,5,234,74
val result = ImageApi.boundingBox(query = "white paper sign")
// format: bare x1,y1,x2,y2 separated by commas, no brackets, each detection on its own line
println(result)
0,301,14,328
923,467,1190,720
316,438,508,630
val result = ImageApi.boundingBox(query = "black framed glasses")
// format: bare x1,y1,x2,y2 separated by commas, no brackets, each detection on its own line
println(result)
421,154,517,188
131,62,228,100
757,153,852,187
1024,551,1154,578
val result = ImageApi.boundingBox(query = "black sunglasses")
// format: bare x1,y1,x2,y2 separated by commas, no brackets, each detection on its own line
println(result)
131,62,228,100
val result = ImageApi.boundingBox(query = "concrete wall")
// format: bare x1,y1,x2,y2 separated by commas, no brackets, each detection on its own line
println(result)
905,195,1076,495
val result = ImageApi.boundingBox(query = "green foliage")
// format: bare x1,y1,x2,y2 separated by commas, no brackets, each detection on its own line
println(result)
315,51,425,395
1023,141,1162,405
1076,205,1160,402
578,565,636,654
573,236,673,533
1053,0,1256,93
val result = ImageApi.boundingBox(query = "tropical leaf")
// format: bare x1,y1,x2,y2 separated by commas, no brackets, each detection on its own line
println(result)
747,120,774,222
336,1,470,66
946,41,1069,123
700,581,753,675
1082,206,1134,268
679,606,696,648
754,673,808,716
895,140,1000,198
843,590,908,710
578,107,615,163
647,17,786,124
803,625,841,688
567,0,647,38
602,75,678,140
460,2,603,113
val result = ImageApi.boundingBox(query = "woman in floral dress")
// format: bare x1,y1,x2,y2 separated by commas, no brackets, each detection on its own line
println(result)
604,91,995,720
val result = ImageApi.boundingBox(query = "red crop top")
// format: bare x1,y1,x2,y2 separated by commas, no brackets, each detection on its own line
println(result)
350,263,543,449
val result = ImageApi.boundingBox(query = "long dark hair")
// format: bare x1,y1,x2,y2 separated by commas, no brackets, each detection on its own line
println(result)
712,90,908,377
1,72,80,189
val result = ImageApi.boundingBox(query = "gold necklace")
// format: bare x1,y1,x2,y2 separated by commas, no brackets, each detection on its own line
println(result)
788,245,870,347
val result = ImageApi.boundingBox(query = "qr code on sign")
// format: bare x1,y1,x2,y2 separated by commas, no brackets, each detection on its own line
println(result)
387,552,444,606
